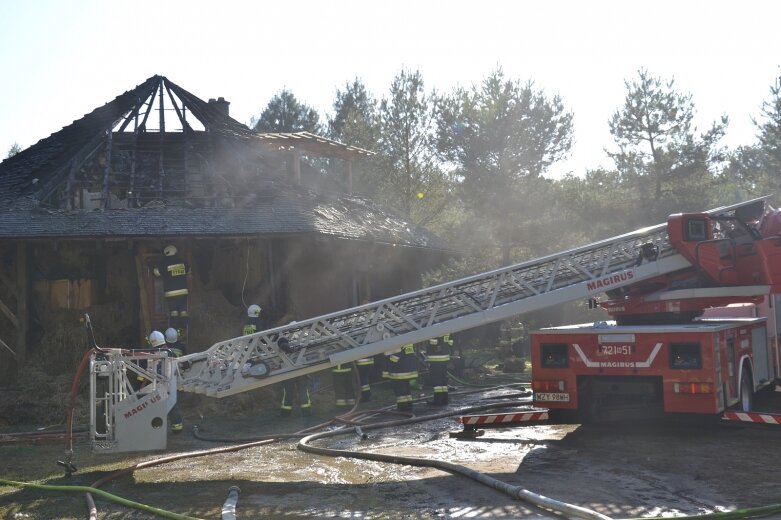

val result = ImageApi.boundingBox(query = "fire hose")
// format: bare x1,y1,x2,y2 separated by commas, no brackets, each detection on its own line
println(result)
297,399,614,520
0,479,204,520
221,486,240,520
6,354,779,520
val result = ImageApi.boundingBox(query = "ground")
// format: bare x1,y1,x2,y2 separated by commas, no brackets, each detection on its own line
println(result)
2,377,781,520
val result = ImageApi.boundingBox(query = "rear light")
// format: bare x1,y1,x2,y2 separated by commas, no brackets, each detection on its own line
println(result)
674,382,713,394
532,380,565,392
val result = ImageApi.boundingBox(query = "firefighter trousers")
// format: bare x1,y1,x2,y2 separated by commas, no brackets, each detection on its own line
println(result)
280,377,312,415
428,361,449,405
356,362,373,402
332,366,355,407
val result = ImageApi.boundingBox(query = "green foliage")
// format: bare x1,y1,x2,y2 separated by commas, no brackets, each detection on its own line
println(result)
326,78,383,198
724,76,781,205
5,142,21,159
435,68,574,265
557,169,641,237
607,69,728,221
755,75,781,177
328,78,379,150
252,89,322,133
249,69,781,294
373,69,453,228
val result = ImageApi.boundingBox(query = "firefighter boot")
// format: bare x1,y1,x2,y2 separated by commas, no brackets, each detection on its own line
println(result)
397,401,413,412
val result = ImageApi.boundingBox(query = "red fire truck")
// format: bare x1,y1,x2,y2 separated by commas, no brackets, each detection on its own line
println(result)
532,202,781,420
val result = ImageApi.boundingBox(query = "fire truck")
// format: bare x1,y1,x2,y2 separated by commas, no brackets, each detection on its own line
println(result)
88,197,781,452
532,199,781,420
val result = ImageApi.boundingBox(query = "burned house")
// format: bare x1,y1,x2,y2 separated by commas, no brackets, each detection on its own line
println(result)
0,75,449,380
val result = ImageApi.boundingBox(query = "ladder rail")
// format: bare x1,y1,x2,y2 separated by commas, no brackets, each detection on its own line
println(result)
177,197,769,397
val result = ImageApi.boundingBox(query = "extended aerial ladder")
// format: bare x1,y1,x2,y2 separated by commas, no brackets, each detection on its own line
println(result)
89,197,772,452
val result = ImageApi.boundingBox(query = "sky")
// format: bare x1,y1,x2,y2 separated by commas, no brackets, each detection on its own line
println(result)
0,0,779,178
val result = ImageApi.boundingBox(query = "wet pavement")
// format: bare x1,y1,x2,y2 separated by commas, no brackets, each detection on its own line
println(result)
2,384,781,519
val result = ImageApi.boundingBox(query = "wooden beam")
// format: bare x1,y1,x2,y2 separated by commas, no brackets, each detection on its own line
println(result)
0,296,19,330
62,158,77,209
292,151,301,185
164,82,193,133
129,132,138,207
158,82,166,199
0,263,17,297
159,80,165,133
267,240,278,310
16,242,27,363
345,160,353,193
101,129,113,209
0,336,16,359
118,96,145,133
138,86,158,131
37,135,107,204
135,252,151,343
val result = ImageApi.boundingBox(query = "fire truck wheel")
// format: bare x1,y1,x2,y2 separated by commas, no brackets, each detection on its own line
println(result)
738,373,753,412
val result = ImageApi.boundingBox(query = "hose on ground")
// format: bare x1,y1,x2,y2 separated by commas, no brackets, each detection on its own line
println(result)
447,370,530,388
0,479,204,520
64,348,95,462
221,486,241,520
298,400,612,520
621,502,781,520
83,438,277,520
192,379,524,443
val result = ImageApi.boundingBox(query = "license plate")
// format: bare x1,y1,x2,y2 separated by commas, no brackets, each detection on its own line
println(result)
535,392,570,402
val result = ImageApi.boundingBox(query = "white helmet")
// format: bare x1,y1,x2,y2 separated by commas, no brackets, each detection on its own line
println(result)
164,328,178,344
247,304,261,318
163,244,178,257
148,330,165,348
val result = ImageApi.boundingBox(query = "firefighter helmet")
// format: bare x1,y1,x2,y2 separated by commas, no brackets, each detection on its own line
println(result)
148,330,165,348
247,304,261,318
163,245,178,257
164,328,178,344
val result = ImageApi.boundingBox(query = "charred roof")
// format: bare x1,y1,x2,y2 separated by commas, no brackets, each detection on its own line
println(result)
0,76,446,251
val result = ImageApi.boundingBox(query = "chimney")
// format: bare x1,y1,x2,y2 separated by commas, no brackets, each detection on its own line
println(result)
208,96,230,116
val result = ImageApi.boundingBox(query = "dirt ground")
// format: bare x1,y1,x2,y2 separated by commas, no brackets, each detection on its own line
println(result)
2,380,781,520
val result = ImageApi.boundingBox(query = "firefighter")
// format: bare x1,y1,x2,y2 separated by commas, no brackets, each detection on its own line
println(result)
332,363,355,409
277,336,312,417
426,335,452,405
153,245,190,330
162,328,185,432
164,327,186,358
133,330,166,392
243,304,263,335
499,319,524,358
355,356,374,402
146,330,184,433
280,376,312,417
385,343,418,412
